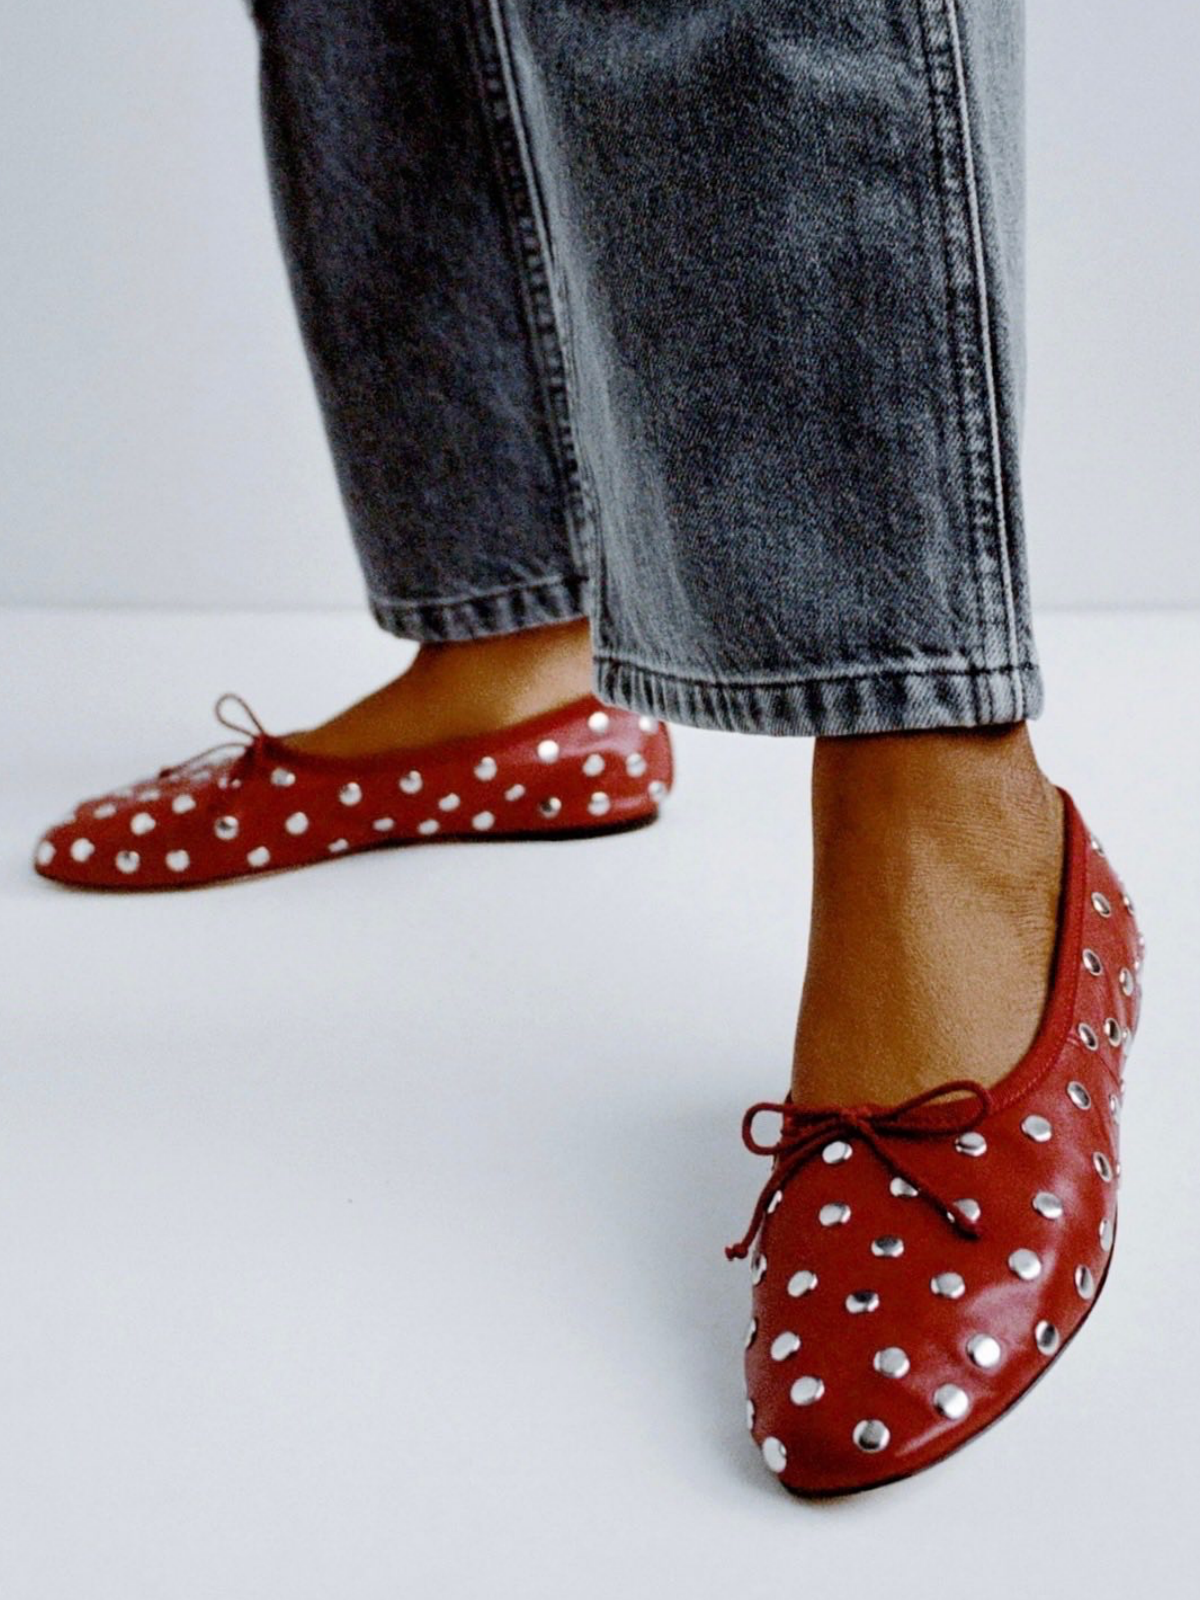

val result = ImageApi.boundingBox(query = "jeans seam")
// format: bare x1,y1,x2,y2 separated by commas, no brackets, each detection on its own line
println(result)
591,653,1038,691
917,0,1024,723
369,574,586,608
463,1,593,582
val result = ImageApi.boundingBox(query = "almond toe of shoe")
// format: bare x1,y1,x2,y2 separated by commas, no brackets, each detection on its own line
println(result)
32,804,177,889
751,1377,988,1496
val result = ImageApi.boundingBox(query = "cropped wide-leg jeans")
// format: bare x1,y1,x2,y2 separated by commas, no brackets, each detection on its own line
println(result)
251,0,1040,737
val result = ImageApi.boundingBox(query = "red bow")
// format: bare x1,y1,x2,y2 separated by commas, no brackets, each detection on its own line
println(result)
158,694,274,781
725,1079,993,1261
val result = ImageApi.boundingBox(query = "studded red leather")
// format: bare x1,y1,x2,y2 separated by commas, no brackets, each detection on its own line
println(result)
731,789,1141,1495
33,693,673,891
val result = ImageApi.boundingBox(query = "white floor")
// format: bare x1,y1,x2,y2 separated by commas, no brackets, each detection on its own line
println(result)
1,607,1196,1600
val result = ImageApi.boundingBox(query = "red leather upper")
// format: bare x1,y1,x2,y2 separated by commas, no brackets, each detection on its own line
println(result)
736,790,1141,1494
34,693,673,891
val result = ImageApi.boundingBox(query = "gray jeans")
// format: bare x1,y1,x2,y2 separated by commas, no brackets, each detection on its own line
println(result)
253,1,1039,736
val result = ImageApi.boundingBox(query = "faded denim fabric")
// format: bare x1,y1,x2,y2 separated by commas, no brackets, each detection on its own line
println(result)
253,1,1041,736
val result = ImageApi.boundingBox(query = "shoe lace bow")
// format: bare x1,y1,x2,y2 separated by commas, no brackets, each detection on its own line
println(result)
725,1078,993,1261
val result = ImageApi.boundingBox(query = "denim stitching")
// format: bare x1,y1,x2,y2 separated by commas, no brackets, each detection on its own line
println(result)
463,1,592,578
942,0,1024,715
916,0,1024,722
370,574,587,608
592,653,1037,690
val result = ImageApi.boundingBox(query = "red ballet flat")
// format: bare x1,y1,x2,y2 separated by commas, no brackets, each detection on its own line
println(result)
33,693,673,891
728,789,1141,1495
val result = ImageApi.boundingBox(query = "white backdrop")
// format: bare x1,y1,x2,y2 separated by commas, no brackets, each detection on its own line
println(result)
1,1,1197,613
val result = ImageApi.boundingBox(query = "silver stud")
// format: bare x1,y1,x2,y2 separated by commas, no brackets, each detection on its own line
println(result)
1091,890,1112,917
873,1346,911,1379
1104,1017,1122,1047
822,1140,852,1164
270,767,296,787
638,715,657,734
438,793,460,812
214,816,239,840
166,850,190,873
955,1131,987,1157
761,1436,787,1473
790,1375,825,1406
1122,891,1135,913
966,1333,1003,1370
931,1271,966,1299
130,811,156,836
171,794,197,814
1035,1320,1060,1355
1093,1151,1113,1182
1099,1216,1114,1251
587,710,610,734
536,738,560,763
372,817,394,832
35,841,56,866
787,1269,818,1298
1032,1191,1064,1220
871,1236,905,1258
648,779,668,802
1090,834,1105,855
766,1189,783,1214
746,1398,755,1432
1077,1021,1099,1050
750,1252,767,1285
69,838,95,862
472,811,495,831
1066,1081,1092,1110
93,802,117,819
504,784,525,802
588,792,611,817
1108,1092,1121,1120
852,1419,890,1453
1008,1248,1042,1281
417,819,439,836
890,1177,918,1198
770,1331,802,1361
115,850,140,874
1082,948,1103,976
328,839,349,854
246,846,270,869
934,1383,971,1422
137,788,161,802
954,1198,982,1224
338,782,362,807
1119,966,1135,997
473,756,498,781
1075,1264,1096,1300
284,812,309,835
626,751,647,777
819,1202,851,1227
539,797,562,818
398,771,423,795
1022,1114,1053,1142
581,753,606,777
744,1318,757,1350
845,1290,880,1315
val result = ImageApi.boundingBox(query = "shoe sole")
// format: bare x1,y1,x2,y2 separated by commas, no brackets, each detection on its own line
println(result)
38,807,662,894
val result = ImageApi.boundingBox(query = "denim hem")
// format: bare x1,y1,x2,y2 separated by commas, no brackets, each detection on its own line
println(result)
368,575,588,643
593,655,1044,738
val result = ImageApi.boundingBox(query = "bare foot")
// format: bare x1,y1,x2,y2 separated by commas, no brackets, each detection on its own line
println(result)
282,618,594,758
792,723,1064,1108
